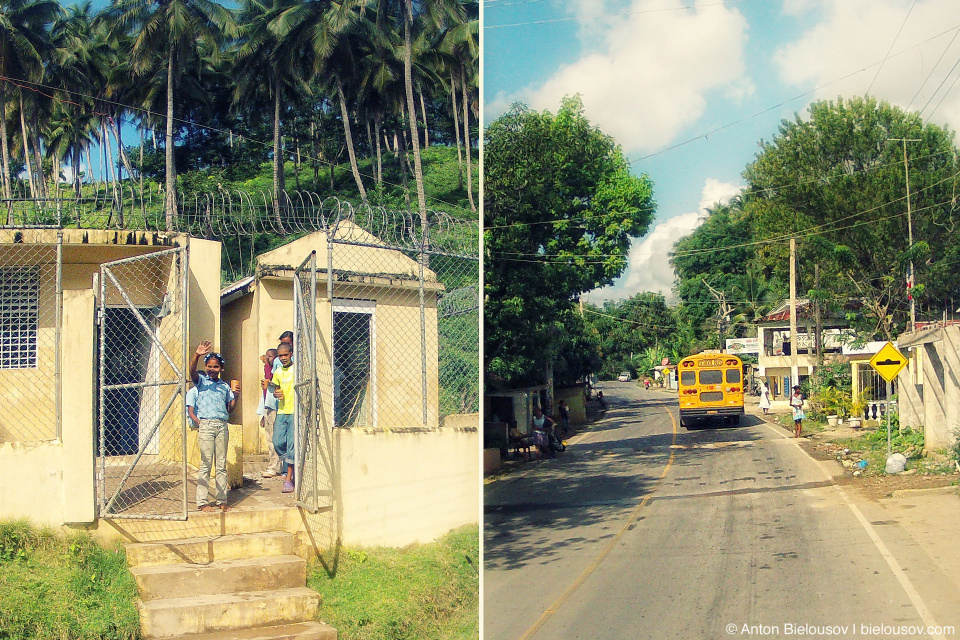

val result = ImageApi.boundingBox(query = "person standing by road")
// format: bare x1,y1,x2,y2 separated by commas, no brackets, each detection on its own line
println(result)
758,381,772,415
790,385,805,438
557,399,570,438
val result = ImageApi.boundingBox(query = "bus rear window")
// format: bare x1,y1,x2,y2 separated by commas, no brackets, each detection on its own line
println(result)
699,370,723,385
726,368,741,383
681,371,696,386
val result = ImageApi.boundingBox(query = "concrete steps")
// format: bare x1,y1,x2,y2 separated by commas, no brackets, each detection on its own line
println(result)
154,622,337,640
127,530,335,640
132,555,306,599
138,588,322,638
127,531,295,567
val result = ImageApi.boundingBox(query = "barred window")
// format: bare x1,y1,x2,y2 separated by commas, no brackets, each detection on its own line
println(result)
0,267,39,369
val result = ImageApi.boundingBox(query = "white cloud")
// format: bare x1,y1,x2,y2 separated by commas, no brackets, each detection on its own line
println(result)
588,178,743,304
494,0,751,154
775,0,960,131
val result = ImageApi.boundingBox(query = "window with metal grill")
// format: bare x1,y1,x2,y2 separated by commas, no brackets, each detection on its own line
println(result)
0,267,39,369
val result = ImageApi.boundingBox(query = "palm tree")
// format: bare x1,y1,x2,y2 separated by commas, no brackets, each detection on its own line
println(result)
271,0,367,204
235,0,312,218
375,0,430,224
432,0,476,209
104,0,236,230
0,0,61,201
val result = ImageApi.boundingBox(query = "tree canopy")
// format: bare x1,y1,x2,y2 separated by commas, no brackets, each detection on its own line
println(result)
484,96,656,388
671,97,960,344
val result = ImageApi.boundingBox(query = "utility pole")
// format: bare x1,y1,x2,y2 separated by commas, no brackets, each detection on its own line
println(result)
790,237,799,388
891,138,921,332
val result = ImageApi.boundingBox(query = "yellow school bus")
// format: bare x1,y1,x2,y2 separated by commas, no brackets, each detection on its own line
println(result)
677,352,745,428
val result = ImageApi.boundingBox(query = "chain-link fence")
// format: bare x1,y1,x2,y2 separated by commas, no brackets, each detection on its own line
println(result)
0,236,61,443
98,247,188,519
0,189,477,520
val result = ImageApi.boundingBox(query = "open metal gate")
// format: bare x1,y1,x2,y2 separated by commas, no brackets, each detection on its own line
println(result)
293,251,333,513
97,246,188,520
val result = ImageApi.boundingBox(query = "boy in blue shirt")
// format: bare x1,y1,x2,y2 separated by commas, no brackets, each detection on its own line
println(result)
188,341,237,512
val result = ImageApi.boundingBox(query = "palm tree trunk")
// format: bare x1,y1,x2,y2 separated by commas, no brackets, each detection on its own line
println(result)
460,60,476,213
335,76,368,206
30,110,45,198
374,113,383,186
272,80,285,221
73,138,82,196
311,120,319,184
0,83,12,202
109,115,136,182
450,70,463,179
419,89,429,149
103,121,121,223
19,94,36,199
85,145,94,187
164,44,178,231
397,126,412,214
365,118,373,164
403,0,428,229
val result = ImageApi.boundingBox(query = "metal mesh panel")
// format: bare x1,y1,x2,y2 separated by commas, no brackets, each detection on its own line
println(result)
98,247,187,520
323,216,479,430
0,242,60,443
294,252,333,513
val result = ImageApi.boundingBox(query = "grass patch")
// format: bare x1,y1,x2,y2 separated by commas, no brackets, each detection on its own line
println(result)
829,423,957,476
308,524,479,640
0,520,141,640
772,412,824,436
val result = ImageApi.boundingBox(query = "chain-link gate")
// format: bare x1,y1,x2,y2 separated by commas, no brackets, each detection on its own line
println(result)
97,246,189,520
293,251,334,513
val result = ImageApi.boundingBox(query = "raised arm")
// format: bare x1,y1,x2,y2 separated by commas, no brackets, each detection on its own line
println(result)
189,341,211,384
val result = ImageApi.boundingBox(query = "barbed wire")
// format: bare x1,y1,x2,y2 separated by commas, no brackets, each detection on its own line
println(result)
0,185,479,259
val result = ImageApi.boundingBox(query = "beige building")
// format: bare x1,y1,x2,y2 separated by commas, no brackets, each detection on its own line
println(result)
0,229,221,526
0,224,478,548
220,226,478,547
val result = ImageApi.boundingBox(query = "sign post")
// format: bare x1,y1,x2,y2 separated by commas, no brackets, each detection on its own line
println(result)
868,342,908,458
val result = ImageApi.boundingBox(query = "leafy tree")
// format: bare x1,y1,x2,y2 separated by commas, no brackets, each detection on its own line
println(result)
743,96,960,339
484,97,656,389
670,198,765,344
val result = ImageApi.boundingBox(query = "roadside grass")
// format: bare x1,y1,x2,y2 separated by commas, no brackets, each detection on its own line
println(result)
830,423,959,477
308,524,479,640
772,412,825,436
0,520,141,640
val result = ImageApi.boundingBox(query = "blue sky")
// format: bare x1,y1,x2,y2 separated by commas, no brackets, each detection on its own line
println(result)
483,0,960,303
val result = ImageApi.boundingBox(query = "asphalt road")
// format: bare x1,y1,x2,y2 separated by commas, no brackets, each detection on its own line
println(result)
484,382,960,640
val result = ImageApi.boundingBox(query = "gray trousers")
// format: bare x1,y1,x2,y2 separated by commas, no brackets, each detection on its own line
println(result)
261,408,282,473
197,418,229,507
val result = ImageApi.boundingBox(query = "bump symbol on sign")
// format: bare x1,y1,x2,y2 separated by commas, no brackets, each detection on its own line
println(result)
869,342,908,382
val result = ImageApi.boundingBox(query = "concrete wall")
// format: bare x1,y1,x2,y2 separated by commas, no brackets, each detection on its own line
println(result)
898,327,960,451
335,424,479,547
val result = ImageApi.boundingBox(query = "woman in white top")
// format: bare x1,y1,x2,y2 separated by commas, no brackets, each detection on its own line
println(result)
758,382,771,414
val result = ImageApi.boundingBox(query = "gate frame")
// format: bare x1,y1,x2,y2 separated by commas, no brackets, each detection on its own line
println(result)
97,245,189,520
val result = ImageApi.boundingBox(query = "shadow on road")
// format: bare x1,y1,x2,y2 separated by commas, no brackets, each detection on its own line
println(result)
484,393,769,573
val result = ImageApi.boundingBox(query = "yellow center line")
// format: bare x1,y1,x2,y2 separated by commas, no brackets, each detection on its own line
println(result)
517,404,679,640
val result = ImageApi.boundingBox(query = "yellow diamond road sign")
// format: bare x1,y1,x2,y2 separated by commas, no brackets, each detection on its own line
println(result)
869,342,908,382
